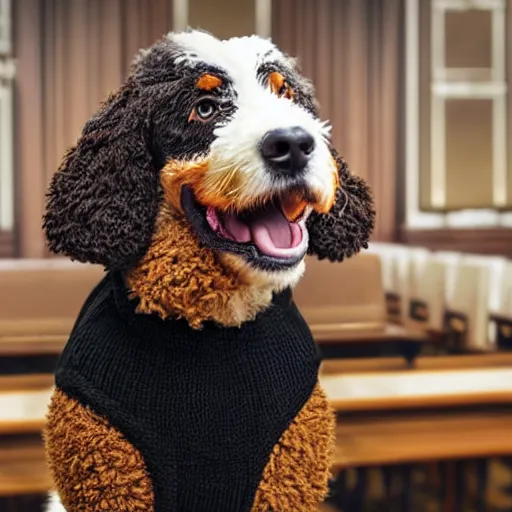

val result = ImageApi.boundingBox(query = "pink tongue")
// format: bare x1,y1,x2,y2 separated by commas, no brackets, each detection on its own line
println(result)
222,212,251,243
249,206,292,249
213,205,303,258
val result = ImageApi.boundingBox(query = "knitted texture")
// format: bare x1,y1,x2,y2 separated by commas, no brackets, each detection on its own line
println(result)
52,272,321,512
307,149,375,262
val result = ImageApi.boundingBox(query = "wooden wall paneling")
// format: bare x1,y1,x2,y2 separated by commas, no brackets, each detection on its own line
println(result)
188,0,256,40
68,0,90,147
270,0,282,49
52,0,68,178
300,0,317,82
42,0,55,188
377,0,401,241
368,1,383,240
124,0,173,74
315,0,332,121
445,99,494,209
345,0,369,182
138,0,151,50
288,0,298,57
124,0,143,75
87,0,103,114
294,0,305,72
14,0,46,258
0,231,14,258
418,0,432,210
400,0,512,254
149,0,172,43
271,0,295,54
331,0,347,153
41,0,56,257
99,0,123,99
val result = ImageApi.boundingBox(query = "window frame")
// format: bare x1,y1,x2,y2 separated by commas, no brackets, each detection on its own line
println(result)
405,0,512,230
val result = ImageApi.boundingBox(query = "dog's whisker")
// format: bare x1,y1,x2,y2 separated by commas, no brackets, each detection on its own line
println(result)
208,163,234,174
226,187,241,197
212,169,237,196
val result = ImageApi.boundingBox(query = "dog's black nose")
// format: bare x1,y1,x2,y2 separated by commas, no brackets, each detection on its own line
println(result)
260,127,315,175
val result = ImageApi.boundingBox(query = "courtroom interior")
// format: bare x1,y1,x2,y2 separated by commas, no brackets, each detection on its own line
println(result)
1,0,512,511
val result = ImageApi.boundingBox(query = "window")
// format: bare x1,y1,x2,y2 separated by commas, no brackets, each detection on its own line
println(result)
405,0,512,229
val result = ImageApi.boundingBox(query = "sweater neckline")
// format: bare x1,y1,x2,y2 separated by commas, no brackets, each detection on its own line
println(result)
108,270,294,332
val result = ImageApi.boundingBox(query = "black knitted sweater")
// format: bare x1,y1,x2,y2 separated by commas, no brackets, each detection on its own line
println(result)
55,271,320,512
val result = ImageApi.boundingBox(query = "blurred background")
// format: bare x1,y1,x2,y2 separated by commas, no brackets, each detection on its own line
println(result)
1,0,512,510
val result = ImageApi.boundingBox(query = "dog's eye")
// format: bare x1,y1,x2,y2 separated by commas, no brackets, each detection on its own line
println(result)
189,99,218,122
278,82,293,99
197,100,216,119
268,71,294,100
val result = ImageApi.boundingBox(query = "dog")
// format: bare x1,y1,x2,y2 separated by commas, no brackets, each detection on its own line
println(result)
43,30,374,511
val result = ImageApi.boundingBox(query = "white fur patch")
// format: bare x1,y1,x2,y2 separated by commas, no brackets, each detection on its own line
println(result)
169,30,335,208
171,31,281,81
208,89,332,204
45,493,66,512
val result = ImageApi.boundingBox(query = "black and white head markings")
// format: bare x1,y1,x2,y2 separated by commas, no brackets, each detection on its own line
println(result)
141,31,337,276
44,30,373,289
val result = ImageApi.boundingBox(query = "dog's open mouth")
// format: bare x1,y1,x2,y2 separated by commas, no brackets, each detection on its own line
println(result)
181,186,309,269
206,202,306,258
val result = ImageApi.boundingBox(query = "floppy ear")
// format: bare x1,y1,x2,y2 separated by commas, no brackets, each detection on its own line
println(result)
306,148,375,262
43,81,160,270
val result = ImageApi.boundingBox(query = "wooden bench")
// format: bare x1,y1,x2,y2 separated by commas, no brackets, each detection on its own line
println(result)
0,374,54,498
322,367,512,412
321,352,512,374
0,375,53,435
0,260,102,339
321,360,512,511
0,260,103,372
333,409,512,469
367,246,512,355
294,255,432,362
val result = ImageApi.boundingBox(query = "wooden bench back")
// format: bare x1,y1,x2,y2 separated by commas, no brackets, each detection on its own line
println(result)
293,254,387,331
0,260,103,337
408,254,445,330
